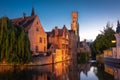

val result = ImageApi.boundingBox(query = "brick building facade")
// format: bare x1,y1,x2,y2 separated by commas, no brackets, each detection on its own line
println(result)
46,12,80,61
46,25,70,60
12,8,47,55
11,8,80,62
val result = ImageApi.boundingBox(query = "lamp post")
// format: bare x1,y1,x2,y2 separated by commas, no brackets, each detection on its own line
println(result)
111,40,116,43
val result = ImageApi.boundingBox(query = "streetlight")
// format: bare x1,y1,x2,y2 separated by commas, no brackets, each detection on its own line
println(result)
111,40,116,43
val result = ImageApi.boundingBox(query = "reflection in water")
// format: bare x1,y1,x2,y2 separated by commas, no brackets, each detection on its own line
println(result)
0,61,117,80
0,60,79,80
105,64,120,80
80,67,98,80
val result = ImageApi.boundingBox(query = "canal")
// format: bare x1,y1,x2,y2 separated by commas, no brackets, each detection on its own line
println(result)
0,60,119,80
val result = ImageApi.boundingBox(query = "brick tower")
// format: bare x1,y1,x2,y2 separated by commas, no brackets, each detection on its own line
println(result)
71,12,79,36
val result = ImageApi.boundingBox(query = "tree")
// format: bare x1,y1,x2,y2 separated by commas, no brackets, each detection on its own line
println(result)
92,23,115,54
0,17,31,63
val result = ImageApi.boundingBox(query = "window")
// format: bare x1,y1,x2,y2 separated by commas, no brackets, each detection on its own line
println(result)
66,34,68,39
44,38,46,44
40,37,42,43
36,46,38,52
44,47,46,51
36,27,39,31
62,45,65,48
37,21,39,25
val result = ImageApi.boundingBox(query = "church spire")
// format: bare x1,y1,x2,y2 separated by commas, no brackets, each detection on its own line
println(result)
31,7,35,16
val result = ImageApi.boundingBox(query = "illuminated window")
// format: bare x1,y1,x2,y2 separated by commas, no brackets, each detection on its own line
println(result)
66,34,68,39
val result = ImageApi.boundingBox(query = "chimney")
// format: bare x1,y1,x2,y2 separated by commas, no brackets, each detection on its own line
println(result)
55,26,58,36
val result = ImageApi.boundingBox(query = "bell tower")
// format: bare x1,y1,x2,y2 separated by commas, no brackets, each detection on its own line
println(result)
71,12,79,36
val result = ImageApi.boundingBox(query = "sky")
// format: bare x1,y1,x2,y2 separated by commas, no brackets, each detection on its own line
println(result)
0,0,120,41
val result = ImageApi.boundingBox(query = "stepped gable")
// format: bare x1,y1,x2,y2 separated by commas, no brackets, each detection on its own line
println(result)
11,15,37,31
46,26,68,37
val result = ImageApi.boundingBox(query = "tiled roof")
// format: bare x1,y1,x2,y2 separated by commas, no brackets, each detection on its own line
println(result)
11,15,37,31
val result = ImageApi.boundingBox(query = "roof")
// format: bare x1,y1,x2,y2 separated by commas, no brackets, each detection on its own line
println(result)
11,15,37,31
46,31,53,37
69,30,74,33
46,25,68,37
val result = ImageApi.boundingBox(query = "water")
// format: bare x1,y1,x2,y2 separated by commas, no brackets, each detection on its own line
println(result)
0,60,118,80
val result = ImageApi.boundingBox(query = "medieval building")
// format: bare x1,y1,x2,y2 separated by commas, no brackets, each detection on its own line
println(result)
12,8,47,55
46,25,70,60
11,8,80,62
46,12,80,61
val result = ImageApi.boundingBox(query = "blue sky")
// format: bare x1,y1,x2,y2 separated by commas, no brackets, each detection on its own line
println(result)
0,0,120,41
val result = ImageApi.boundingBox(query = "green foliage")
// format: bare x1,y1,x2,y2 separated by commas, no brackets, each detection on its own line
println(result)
0,17,31,63
92,23,115,54
77,52,89,64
